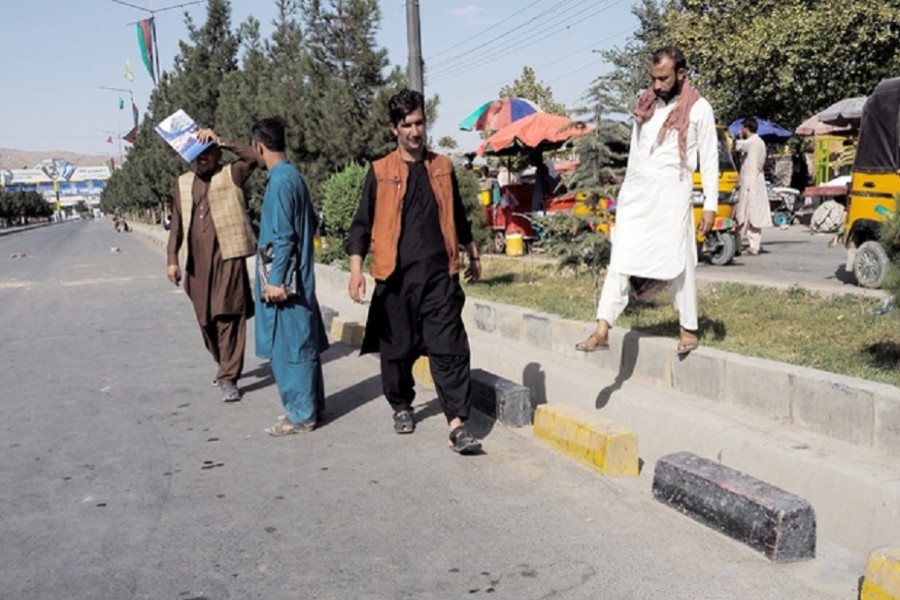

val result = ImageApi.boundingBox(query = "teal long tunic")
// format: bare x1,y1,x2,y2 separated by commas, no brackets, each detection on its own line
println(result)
254,160,328,363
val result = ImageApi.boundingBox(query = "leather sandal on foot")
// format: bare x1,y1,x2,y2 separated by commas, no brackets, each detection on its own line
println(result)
393,410,415,434
265,418,315,436
449,426,482,455
575,332,609,352
677,329,700,356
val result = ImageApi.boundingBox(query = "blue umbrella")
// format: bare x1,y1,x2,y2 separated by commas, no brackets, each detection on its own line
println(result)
727,117,793,142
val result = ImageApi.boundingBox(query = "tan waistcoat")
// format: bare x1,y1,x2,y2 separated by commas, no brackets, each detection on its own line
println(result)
177,164,256,261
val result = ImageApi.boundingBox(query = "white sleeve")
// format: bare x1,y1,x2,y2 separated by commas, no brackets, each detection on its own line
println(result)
695,100,719,212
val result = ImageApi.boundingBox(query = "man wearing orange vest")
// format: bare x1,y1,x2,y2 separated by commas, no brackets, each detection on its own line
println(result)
166,128,258,402
347,89,482,455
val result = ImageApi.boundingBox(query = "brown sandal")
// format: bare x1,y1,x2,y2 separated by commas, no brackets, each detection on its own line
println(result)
575,332,609,352
677,328,700,356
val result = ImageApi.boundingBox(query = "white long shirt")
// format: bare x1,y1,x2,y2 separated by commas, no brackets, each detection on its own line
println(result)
609,95,719,280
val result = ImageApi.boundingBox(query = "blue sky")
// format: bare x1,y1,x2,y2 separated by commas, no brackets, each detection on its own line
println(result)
0,0,637,159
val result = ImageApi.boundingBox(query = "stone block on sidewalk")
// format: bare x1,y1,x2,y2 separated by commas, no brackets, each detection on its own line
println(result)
861,546,900,600
330,317,365,348
320,306,338,334
412,356,434,390
471,368,533,427
652,451,816,563
532,403,639,477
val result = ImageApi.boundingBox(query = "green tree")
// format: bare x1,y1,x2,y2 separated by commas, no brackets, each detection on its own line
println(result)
498,66,567,116
455,166,490,253
297,0,395,193
605,0,900,128
437,136,458,151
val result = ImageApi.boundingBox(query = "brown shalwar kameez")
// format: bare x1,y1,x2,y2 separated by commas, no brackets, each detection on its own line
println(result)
167,142,259,385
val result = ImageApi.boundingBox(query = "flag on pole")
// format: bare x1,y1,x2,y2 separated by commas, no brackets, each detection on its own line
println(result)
124,60,134,82
106,135,113,144
119,97,124,110
136,18,156,82
123,102,140,144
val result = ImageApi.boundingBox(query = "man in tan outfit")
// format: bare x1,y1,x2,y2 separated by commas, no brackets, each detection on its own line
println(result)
734,117,772,255
166,128,259,401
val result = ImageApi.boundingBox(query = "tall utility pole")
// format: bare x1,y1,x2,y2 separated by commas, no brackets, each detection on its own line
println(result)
405,0,424,93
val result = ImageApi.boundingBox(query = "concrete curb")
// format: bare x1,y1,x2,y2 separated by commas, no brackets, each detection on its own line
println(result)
653,451,816,563
861,546,900,599
533,403,639,476
460,295,900,458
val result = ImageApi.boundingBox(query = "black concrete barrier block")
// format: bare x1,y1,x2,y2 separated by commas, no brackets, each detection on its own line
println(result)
652,451,816,563
320,306,338,333
471,369,533,427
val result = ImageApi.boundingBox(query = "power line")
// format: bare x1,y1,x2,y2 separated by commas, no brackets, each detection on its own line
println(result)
427,0,591,72
428,0,545,61
440,25,635,123
429,0,629,82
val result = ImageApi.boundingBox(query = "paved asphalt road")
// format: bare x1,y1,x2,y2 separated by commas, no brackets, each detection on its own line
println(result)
0,222,853,599
696,224,886,297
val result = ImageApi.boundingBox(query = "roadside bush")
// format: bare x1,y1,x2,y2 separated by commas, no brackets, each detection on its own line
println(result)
533,210,611,301
455,166,491,252
878,193,900,302
320,163,368,262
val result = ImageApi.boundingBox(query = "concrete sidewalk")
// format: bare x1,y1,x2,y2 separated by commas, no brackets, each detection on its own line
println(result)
132,222,900,559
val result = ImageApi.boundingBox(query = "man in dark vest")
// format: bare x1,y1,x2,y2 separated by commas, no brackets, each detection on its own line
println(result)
347,89,482,455
166,128,258,402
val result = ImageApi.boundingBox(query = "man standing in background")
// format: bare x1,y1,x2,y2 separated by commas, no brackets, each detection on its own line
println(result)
734,117,772,255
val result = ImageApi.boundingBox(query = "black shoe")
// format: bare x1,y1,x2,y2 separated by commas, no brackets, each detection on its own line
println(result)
449,426,482,455
393,410,415,434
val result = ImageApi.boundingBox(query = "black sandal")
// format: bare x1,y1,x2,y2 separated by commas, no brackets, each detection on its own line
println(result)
449,426,482,455
393,410,415,434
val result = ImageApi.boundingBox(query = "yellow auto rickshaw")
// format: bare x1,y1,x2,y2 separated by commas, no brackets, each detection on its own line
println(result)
843,77,900,288
692,125,740,265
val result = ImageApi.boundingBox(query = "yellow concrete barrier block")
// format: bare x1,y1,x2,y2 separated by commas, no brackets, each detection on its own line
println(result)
330,318,365,347
412,356,434,389
862,546,900,600
533,403,639,477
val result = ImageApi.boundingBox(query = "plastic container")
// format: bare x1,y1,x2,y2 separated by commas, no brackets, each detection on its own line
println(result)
505,232,524,256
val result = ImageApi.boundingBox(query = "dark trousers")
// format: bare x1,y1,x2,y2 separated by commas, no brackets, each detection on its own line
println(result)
200,315,246,385
375,271,472,423
381,353,471,423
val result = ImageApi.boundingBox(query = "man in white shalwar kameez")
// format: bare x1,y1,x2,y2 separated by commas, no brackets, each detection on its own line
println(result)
734,117,772,255
576,47,719,355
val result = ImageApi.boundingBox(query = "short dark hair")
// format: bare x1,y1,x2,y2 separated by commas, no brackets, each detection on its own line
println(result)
742,117,759,133
251,117,286,152
651,46,687,72
388,89,425,126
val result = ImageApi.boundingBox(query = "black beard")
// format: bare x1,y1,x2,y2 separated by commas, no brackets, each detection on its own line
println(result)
656,79,683,103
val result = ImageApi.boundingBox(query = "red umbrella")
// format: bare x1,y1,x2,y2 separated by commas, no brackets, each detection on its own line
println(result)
477,112,592,156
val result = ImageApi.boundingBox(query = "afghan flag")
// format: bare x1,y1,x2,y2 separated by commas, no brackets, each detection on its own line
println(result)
123,102,140,144
137,18,155,82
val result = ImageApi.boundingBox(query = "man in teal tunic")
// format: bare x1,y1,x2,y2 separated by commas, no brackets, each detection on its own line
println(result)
251,117,329,436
